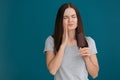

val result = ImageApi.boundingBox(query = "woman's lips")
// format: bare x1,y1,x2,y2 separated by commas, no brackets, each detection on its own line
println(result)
68,24,74,26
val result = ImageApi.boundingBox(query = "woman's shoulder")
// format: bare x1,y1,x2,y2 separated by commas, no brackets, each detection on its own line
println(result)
44,35,54,52
85,36,96,43
85,36,97,54
85,36,93,40
45,35,54,42
47,35,53,39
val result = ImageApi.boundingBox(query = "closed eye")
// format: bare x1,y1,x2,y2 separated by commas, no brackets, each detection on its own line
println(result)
72,14,77,18
63,16,68,19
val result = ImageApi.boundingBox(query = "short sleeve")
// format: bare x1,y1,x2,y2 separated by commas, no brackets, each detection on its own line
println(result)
86,37,98,54
44,36,54,53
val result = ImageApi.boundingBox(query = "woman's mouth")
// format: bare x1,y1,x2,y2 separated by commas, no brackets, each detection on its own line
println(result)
68,24,74,26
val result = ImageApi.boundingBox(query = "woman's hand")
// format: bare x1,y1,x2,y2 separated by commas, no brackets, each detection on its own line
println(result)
79,47,99,78
61,24,68,47
79,47,92,58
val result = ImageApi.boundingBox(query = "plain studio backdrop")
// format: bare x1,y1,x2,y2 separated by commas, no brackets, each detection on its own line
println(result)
0,0,120,80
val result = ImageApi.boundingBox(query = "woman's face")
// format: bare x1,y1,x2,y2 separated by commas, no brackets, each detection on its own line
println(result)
63,7,78,31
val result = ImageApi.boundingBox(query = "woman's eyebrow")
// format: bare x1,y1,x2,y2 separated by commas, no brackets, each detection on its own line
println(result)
63,15,68,17
64,14,76,17
71,14,76,16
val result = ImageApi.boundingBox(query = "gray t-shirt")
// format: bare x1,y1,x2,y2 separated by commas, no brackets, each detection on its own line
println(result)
44,36,97,80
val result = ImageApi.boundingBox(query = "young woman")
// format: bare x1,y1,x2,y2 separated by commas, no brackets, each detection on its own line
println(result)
44,2,99,80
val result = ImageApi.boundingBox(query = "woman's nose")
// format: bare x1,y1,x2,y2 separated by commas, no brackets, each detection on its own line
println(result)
68,17,72,23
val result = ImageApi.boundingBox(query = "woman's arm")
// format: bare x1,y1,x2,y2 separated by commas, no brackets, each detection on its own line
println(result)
45,24,68,75
84,54,99,78
45,45,66,75
79,47,99,78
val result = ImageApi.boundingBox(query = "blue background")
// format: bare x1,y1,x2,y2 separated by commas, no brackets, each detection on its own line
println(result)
0,0,120,80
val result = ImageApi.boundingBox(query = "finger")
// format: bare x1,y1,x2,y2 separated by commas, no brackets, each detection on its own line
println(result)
80,50,91,57
80,50,88,54
65,28,68,37
80,50,90,55
82,54,90,57
64,25,68,40
64,24,67,31
63,24,67,36
80,47,89,52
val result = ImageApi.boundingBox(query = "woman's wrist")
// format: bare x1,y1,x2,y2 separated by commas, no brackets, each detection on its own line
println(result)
60,44,66,49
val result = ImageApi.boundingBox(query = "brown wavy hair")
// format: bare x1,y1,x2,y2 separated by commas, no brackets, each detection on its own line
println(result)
52,3,88,54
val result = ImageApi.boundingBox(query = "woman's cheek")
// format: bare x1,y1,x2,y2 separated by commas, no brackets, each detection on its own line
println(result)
63,21,68,27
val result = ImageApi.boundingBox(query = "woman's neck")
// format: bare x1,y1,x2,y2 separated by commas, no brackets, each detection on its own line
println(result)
68,30,76,41
67,30,77,46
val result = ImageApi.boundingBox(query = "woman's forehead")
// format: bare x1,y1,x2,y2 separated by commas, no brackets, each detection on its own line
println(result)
64,8,76,16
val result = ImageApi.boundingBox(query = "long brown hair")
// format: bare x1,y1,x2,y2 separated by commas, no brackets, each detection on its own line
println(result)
52,3,88,54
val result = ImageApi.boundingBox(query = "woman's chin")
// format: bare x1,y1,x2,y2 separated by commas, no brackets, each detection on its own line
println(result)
68,26,77,30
